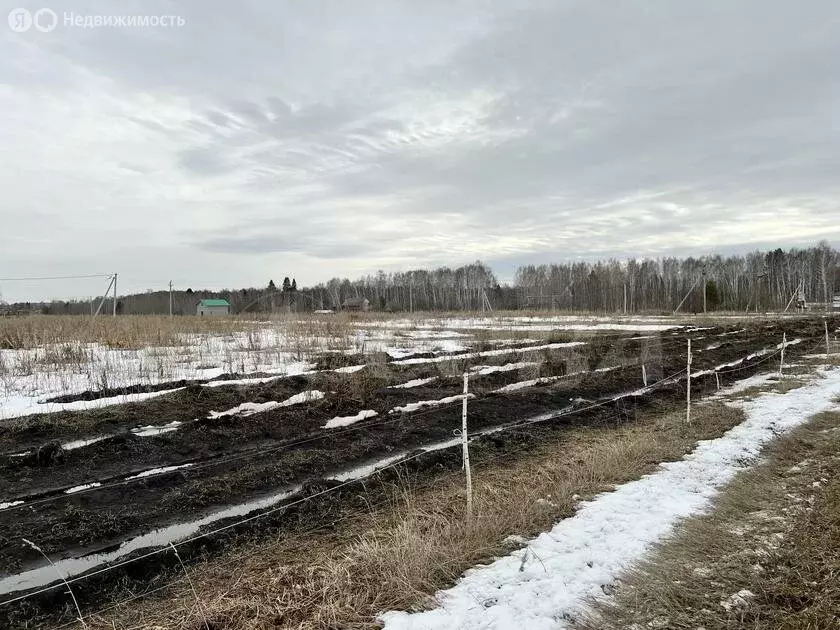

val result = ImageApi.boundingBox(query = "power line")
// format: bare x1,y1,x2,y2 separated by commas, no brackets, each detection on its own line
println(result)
0,274,113,282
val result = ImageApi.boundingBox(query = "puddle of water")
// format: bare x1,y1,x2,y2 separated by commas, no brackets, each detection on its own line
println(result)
0,431,481,597
0,484,301,596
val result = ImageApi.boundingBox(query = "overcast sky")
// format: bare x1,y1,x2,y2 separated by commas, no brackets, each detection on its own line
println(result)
2,0,839,301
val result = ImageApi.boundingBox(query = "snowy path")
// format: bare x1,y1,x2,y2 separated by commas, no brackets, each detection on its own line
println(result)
381,367,840,630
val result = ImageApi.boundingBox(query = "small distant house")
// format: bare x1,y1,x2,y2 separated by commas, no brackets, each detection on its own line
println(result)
341,297,371,312
833,293,840,310
197,299,231,316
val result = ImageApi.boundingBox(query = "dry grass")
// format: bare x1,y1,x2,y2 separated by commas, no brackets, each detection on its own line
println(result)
83,401,746,630
0,315,362,398
0,315,252,350
579,406,840,630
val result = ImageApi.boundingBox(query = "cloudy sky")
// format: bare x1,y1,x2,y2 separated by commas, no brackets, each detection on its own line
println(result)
2,0,839,301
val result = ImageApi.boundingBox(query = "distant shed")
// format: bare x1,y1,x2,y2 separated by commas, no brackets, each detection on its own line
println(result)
341,297,370,312
197,299,231,316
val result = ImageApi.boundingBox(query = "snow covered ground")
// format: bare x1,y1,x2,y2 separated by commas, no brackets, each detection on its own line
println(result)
380,367,840,630
0,315,654,421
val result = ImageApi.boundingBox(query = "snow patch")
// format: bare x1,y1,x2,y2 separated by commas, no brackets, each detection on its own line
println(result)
0,501,23,511
124,464,194,480
381,368,840,629
390,377,438,389
131,421,182,437
0,388,186,421
131,420,182,437
334,364,366,374
208,390,325,419
390,394,473,415
392,342,586,366
323,410,378,429
471,362,538,376
61,436,109,451
65,482,102,494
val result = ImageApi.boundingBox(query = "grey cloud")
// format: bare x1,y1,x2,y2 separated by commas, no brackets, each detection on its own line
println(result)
2,0,840,300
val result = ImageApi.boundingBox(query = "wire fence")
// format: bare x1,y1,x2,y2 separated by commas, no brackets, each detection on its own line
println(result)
0,326,833,625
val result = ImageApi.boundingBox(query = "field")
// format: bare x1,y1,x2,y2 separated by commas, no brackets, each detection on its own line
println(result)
0,312,836,627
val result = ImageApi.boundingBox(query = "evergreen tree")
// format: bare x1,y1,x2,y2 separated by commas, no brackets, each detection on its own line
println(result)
291,278,297,291
282,277,291,292
268,279,276,290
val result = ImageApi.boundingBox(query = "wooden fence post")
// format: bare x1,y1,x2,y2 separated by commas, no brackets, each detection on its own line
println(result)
779,332,786,376
461,372,473,520
686,338,692,425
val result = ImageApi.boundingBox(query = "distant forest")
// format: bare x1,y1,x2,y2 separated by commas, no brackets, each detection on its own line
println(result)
6,243,840,315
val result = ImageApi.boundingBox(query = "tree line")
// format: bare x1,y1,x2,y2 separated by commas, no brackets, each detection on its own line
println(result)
3,243,838,315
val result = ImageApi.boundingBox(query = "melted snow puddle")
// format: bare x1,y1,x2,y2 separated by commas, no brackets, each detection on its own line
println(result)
323,410,378,429
0,484,300,596
1,463,198,513
0,433,467,596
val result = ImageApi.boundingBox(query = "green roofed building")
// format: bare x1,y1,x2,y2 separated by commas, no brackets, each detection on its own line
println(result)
196,299,231,316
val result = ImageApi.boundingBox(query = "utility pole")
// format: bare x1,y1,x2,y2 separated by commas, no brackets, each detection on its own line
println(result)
623,283,627,315
702,267,707,314
169,281,173,317
112,273,118,317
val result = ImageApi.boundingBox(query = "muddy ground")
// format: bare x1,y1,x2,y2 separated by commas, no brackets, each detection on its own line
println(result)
0,317,834,627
